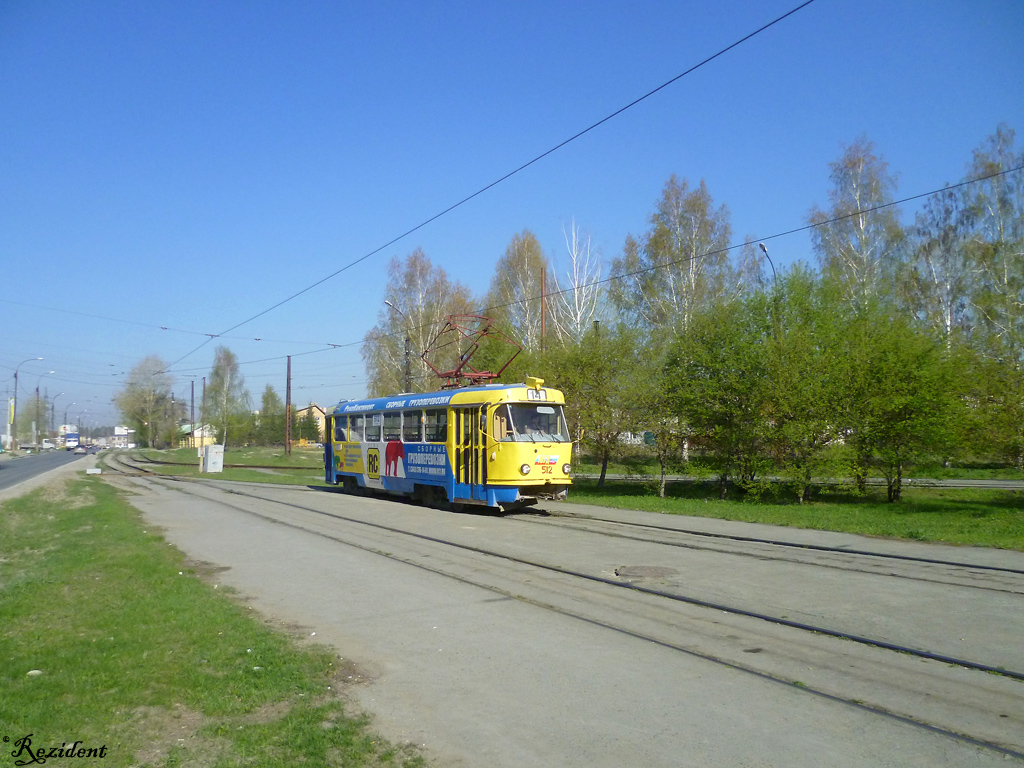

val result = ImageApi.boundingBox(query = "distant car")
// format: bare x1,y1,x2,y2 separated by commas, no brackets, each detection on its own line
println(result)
73,446,87,455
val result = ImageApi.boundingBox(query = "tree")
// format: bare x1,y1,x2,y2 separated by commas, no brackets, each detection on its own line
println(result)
668,296,770,498
810,136,904,307
842,301,959,501
762,268,852,502
545,323,634,486
293,409,322,442
550,220,605,347
962,125,1024,468
114,356,174,448
610,176,732,335
624,339,686,498
205,346,249,446
484,231,550,351
963,350,1024,469
966,124,1024,363
363,249,475,396
900,184,976,346
258,385,285,445
15,393,48,443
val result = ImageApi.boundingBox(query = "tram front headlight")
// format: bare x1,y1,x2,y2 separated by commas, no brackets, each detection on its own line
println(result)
562,464,572,475
519,463,532,475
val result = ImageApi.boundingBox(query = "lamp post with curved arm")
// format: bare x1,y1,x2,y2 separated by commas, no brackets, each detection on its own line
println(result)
34,371,55,447
11,357,43,451
758,242,778,285
50,393,65,437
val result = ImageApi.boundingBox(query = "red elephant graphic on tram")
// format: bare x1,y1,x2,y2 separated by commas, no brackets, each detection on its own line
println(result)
384,440,406,477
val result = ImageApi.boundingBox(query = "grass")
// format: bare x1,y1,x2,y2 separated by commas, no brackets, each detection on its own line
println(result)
0,476,425,767
128,447,326,486
140,446,324,469
570,478,1024,550
574,455,1024,482
128,447,1024,550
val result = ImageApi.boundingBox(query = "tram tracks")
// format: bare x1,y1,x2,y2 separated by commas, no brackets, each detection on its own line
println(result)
508,510,1024,596
103,453,1024,759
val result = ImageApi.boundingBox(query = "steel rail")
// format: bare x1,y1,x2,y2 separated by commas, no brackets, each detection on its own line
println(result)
125,476,1024,761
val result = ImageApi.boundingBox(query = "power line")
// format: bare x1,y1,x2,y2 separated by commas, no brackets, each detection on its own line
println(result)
159,163,1024,386
387,164,1024,336
0,297,345,349
162,0,819,372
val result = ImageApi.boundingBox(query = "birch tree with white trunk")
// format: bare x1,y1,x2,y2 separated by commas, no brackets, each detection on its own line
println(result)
551,219,604,346
362,249,475,396
809,136,904,308
484,231,549,351
609,176,732,335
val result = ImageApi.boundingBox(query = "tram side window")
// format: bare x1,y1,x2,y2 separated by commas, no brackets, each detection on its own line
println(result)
403,410,423,442
365,413,382,442
424,409,447,442
333,415,347,442
383,412,401,442
349,414,364,442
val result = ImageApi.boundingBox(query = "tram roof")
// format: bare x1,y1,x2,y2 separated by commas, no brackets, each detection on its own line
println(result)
327,381,558,415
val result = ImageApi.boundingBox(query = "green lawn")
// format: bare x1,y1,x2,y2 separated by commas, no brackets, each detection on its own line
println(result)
140,445,324,468
0,476,424,767
128,448,1024,550
573,456,1024,482
570,479,1024,550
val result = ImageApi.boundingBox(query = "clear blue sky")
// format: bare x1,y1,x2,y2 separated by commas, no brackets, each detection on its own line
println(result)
2,0,1022,427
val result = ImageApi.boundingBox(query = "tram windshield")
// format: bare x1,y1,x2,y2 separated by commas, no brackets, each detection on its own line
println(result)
494,403,569,443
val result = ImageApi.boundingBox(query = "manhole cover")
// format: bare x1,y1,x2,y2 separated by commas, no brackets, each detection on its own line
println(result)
614,565,679,580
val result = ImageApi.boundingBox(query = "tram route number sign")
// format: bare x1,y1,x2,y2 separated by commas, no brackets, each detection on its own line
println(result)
366,448,380,480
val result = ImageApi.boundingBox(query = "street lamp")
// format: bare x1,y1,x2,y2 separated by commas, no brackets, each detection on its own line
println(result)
384,301,413,392
11,357,43,451
50,392,65,439
758,243,778,285
35,371,55,447
63,402,76,428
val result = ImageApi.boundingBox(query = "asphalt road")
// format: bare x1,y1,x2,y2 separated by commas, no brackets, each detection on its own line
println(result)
0,449,86,493
112,474,1024,768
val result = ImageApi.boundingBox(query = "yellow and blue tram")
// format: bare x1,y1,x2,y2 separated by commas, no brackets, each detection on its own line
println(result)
323,377,572,510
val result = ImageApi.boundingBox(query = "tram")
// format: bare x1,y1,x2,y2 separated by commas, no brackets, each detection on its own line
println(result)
324,376,572,511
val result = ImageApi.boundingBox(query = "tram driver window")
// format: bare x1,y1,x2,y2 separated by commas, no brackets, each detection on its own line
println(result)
505,404,569,442
424,409,447,442
333,416,347,442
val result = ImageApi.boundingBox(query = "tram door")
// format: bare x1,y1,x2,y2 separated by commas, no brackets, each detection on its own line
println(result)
453,405,487,501
323,415,335,484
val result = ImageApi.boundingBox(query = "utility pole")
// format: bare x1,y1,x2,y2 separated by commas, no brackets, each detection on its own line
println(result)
285,355,292,456
540,269,546,353
12,357,43,451
201,377,206,453
404,336,412,392
385,301,413,392
190,380,195,449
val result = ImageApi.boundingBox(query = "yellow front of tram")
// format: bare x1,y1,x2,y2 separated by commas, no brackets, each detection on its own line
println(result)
484,377,573,501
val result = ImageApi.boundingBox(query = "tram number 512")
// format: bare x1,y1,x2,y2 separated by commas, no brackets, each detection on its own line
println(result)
366,448,381,480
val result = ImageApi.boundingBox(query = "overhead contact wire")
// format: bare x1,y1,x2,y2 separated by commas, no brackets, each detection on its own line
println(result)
163,0,818,371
